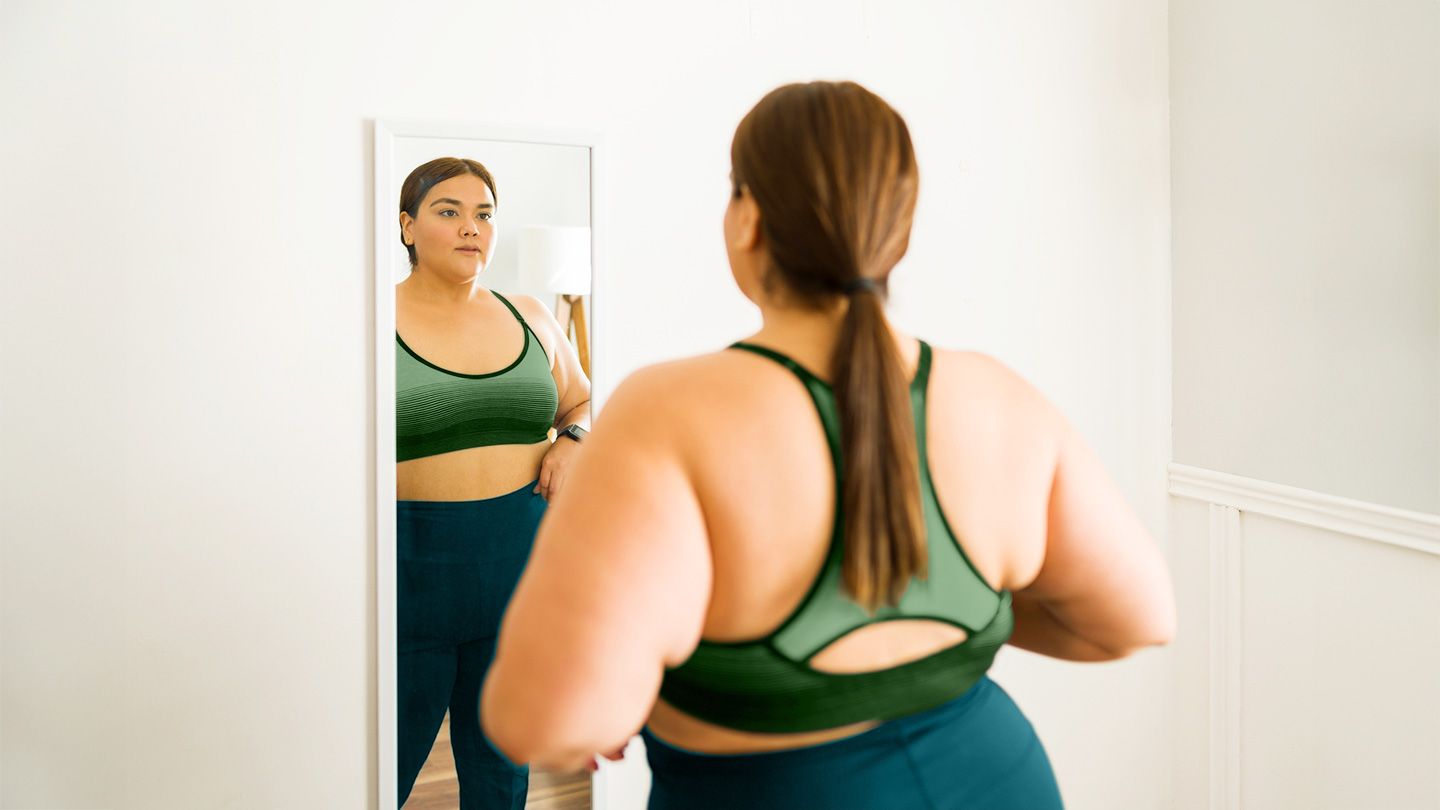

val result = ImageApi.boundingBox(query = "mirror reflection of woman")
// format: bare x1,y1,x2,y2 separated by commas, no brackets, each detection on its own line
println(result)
394,157,591,809
482,82,1174,809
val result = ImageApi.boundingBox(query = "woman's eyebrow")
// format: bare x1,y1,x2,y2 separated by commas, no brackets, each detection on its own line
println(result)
428,197,494,209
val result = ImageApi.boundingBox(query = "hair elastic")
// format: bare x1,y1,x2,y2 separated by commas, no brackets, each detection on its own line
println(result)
842,277,881,295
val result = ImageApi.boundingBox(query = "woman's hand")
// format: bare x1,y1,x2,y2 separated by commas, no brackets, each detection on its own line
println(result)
534,435,583,501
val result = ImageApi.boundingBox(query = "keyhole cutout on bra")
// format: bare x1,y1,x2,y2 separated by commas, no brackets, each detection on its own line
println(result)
806,619,969,674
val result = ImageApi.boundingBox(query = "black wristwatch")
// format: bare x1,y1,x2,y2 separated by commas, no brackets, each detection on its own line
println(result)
557,424,588,444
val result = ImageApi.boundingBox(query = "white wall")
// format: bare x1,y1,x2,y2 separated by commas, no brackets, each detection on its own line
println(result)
1169,2,1440,807
0,2,1172,808
1171,0,1440,514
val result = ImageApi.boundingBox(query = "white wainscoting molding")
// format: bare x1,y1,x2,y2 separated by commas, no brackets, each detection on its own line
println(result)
1168,464,1440,557
1170,464,1440,810
1206,503,1243,810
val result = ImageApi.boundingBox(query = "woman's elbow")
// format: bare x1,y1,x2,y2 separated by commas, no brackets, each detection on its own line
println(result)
481,719,600,774
481,679,607,772
1102,605,1177,659
1149,605,1178,647
480,677,537,766
1141,586,1179,647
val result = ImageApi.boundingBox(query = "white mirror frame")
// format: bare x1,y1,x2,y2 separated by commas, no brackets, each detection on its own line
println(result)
373,118,608,810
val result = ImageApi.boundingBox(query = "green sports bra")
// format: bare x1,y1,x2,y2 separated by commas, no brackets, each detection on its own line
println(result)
657,340,1014,734
395,291,559,462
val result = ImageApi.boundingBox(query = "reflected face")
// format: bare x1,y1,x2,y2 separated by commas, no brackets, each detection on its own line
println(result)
402,174,498,281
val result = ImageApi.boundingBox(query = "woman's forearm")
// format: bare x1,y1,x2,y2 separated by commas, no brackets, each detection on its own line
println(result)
557,400,591,430
1007,592,1133,662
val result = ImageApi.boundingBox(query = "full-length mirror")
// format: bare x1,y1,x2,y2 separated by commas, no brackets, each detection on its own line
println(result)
374,121,601,809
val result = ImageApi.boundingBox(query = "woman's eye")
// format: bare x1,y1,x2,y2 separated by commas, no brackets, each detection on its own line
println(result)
479,212,492,221
439,210,456,217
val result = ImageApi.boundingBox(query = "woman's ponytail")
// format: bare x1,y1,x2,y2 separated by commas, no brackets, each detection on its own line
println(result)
731,80,925,611
832,281,926,610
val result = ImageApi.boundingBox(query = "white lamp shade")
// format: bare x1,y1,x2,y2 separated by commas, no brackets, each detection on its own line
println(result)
517,226,592,295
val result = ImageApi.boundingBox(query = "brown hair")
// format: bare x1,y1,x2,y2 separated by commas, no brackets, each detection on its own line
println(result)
731,81,924,611
399,157,498,266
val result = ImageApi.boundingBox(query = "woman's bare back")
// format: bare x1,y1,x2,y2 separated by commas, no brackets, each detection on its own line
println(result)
644,336,1060,753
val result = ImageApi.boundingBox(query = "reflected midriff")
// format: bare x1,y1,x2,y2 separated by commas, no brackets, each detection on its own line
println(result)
397,440,551,501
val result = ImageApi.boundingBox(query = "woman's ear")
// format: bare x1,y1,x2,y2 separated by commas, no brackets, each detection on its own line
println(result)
399,212,414,246
733,189,762,252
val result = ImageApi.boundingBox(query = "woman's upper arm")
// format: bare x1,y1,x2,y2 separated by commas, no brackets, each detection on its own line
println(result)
989,357,1175,655
482,366,711,762
967,350,1169,651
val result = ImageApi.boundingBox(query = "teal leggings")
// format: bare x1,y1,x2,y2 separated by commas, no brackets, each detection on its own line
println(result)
397,481,546,810
642,676,1064,809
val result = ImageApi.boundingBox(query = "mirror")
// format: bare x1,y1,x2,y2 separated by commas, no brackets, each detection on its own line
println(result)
374,120,602,809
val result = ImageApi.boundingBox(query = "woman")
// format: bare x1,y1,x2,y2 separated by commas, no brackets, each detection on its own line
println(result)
395,157,591,809
482,82,1175,808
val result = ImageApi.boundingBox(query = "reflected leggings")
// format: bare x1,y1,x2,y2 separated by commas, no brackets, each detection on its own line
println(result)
642,676,1064,810
397,481,546,810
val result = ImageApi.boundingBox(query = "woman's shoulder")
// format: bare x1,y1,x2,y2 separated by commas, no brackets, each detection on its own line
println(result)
927,344,1066,440
621,345,831,395
493,291,555,325
930,345,1035,390
598,348,796,430
618,343,1049,405
609,349,764,401
491,291,563,351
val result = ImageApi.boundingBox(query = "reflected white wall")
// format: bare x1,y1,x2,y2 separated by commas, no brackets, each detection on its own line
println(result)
387,136,591,298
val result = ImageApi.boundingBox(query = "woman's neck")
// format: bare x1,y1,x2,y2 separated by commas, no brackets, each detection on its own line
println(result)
749,302,848,352
400,266,487,305
745,300,911,379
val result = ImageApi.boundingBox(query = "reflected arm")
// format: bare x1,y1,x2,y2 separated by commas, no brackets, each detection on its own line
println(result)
557,399,590,432
512,294,592,430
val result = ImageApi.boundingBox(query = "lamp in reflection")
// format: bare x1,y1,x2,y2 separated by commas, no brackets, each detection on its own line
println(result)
517,225,592,377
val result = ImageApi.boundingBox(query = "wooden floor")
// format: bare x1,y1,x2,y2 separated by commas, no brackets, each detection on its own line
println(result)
406,713,592,810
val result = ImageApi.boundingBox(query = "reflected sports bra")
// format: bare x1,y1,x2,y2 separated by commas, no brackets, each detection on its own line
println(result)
395,291,559,462
657,340,1014,734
